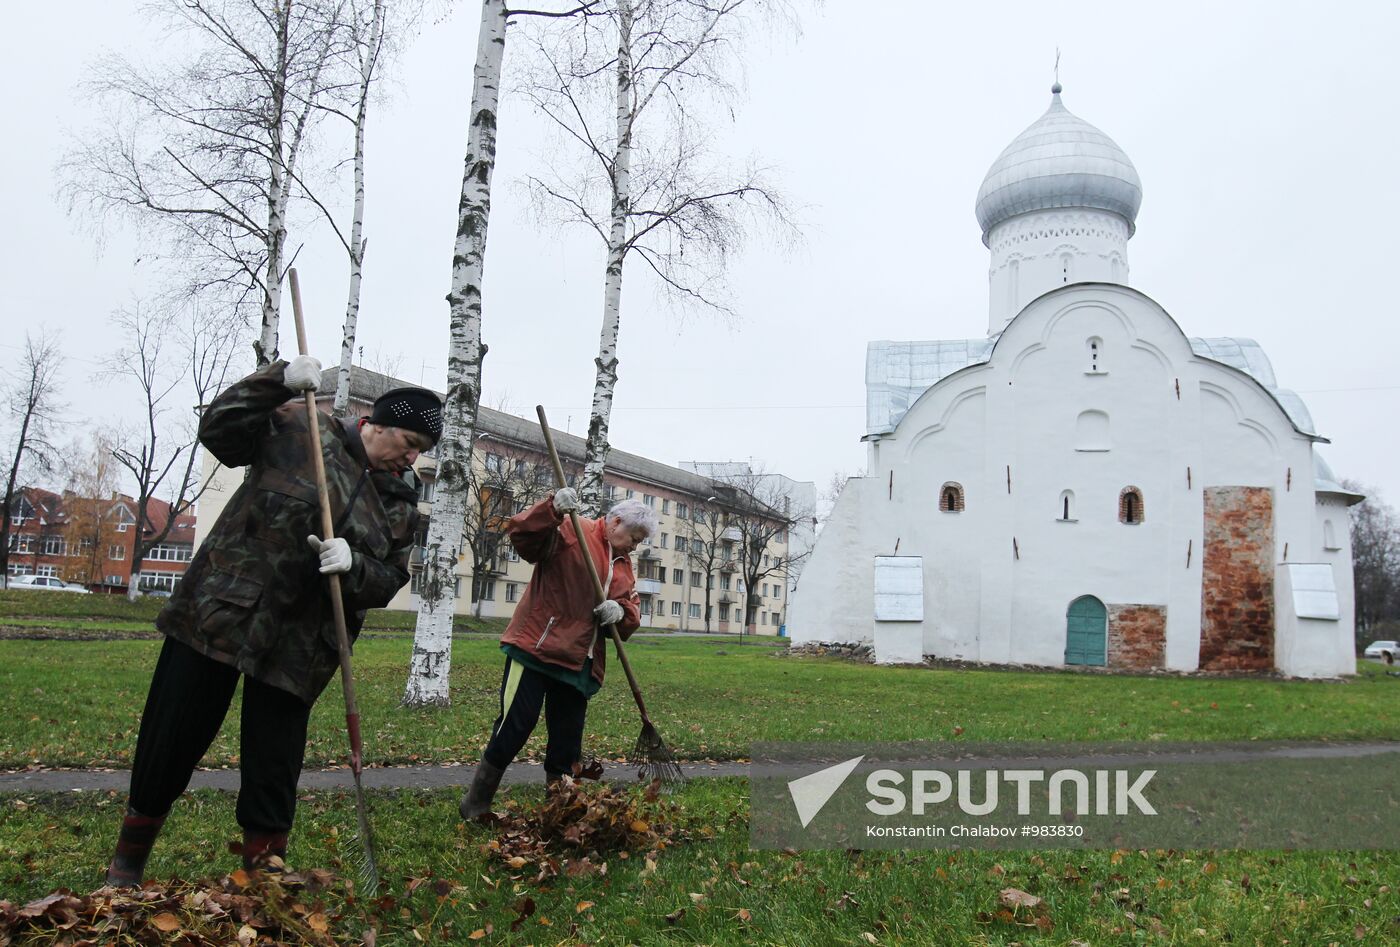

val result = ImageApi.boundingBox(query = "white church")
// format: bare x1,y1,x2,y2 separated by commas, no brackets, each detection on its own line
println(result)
788,83,1362,678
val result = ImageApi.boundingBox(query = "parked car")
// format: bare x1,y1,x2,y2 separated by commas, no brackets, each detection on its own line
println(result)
8,575,91,594
1362,640,1397,661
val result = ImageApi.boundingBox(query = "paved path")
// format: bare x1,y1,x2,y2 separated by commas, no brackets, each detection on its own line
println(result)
0,760,751,794
3,742,1397,794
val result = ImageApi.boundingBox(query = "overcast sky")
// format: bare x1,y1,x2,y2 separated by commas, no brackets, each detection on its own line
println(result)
5,0,1398,509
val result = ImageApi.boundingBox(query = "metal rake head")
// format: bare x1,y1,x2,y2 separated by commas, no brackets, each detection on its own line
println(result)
630,723,686,787
348,776,382,897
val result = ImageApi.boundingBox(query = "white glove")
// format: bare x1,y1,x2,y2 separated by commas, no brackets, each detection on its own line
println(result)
553,487,580,515
284,355,323,392
593,599,624,626
307,534,352,574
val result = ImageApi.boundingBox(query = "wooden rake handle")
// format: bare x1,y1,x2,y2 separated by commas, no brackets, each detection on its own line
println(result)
288,268,365,776
535,405,654,724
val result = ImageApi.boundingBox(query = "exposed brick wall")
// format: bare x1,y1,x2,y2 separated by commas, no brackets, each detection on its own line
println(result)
1107,604,1166,669
1199,486,1274,671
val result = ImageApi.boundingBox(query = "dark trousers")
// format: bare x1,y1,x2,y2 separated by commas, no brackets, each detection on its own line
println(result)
482,657,588,777
128,637,312,834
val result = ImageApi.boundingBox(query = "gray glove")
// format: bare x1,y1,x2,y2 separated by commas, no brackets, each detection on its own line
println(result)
553,487,580,515
307,534,352,574
284,355,323,392
593,599,624,626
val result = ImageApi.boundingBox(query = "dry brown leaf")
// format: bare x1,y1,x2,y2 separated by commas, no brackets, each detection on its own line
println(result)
737,908,752,922
150,912,183,932
576,900,595,913
999,888,1042,910
468,929,486,940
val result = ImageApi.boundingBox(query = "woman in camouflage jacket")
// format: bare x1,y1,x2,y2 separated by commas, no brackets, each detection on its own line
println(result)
104,357,440,887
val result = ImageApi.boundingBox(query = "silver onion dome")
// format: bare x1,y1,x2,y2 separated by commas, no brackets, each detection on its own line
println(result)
975,84,1143,243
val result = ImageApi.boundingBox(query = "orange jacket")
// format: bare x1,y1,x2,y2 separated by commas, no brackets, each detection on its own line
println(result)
499,496,641,685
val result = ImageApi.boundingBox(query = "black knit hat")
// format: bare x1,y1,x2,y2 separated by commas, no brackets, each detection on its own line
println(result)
369,387,443,444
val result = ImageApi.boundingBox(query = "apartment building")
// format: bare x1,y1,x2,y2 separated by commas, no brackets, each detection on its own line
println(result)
4,487,196,593
193,366,802,633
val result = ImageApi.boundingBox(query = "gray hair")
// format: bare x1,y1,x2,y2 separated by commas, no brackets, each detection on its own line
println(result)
607,498,659,537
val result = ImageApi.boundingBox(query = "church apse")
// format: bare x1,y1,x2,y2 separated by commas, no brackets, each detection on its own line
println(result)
1199,486,1275,670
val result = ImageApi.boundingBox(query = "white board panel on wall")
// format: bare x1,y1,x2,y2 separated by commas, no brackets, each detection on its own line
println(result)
874,556,924,621
1285,563,1340,621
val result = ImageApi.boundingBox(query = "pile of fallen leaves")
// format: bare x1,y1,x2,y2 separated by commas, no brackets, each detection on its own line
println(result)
0,868,350,946
483,774,686,883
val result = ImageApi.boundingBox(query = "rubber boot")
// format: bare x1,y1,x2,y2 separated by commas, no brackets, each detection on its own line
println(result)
458,761,506,820
242,829,290,873
105,806,167,888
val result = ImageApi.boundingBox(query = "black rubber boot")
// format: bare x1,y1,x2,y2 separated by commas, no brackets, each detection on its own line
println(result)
105,806,167,888
459,761,506,820
241,829,290,873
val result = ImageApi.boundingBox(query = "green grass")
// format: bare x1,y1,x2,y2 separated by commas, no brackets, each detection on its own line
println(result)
0,635,1393,770
1,782,1396,945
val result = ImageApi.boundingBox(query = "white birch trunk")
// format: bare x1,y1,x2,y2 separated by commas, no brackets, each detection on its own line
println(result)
579,0,635,518
255,5,292,368
335,0,384,414
402,0,507,707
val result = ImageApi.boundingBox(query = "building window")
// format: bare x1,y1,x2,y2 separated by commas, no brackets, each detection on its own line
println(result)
676,502,689,520
671,601,682,617
643,494,656,508
485,452,505,475
138,571,177,592
688,603,701,618
640,598,652,616
43,537,66,557
505,582,520,603
147,543,193,562
472,577,496,602
109,544,126,560
626,489,635,499
674,536,687,554
418,478,436,503
773,585,782,600
12,536,34,554
719,604,730,621
1087,337,1104,373
939,482,965,513
671,568,683,585
37,565,58,578
1323,520,1340,551
720,574,731,591
605,484,617,500
1119,486,1145,525
659,532,668,548
1059,490,1076,521
690,571,702,588
662,499,671,514
105,574,124,586
78,538,94,555
762,583,769,597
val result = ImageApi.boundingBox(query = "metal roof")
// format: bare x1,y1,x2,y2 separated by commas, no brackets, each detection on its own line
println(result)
865,339,994,434
1187,337,1317,435
975,86,1142,243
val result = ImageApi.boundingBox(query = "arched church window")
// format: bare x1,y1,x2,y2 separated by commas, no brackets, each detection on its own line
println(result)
1119,486,1144,524
1323,519,1340,551
1060,252,1073,284
1087,337,1104,373
939,482,965,513
1075,410,1110,451
1060,490,1076,521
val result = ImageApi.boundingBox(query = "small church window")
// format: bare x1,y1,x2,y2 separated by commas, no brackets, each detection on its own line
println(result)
939,482,965,513
1060,252,1073,284
1086,336,1104,373
1323,519,1340,551
1060,490,1076,521
1119,486,1144,524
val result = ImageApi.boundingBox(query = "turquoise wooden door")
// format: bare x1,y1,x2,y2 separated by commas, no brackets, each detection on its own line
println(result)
1065,596,1107,666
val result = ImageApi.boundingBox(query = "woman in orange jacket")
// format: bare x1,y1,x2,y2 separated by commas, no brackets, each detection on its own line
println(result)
459,489,657,818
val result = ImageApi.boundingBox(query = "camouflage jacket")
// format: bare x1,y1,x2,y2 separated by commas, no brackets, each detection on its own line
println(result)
157,361,420,705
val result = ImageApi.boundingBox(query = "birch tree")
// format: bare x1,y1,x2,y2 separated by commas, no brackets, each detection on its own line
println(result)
519,0,797,515
330,0,387,412
403,0,598,707
64,0,350,367
104,303,240,600
0,333,65,590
